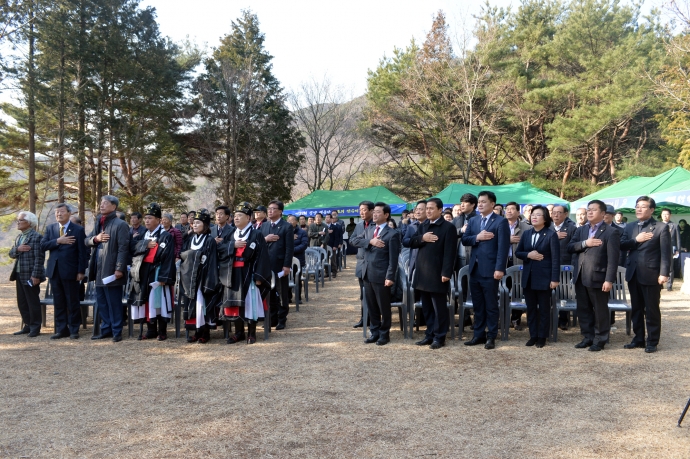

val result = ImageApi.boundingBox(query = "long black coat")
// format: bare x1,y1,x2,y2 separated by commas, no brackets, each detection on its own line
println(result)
409,218,458,293
620,217,671,285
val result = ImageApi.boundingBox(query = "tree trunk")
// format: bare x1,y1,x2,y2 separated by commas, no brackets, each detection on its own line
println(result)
27,0,36,213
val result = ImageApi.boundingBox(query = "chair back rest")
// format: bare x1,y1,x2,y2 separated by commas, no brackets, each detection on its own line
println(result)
342,241,348,252
457,265,472,303
314,247,327,264
326,246,333,261
610,266,628,301
292,256,301,274
44,281,53,299
554,265,575,300
305,250,320,271
501,265,524,302
84,281,96,302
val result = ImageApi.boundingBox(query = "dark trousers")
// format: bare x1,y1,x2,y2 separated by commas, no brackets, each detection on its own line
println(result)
524,287,551,339
51,277,81,335
469,272,500,340
358,277,364,318
628,275,662,346
96,285,124,337
574,278,610,345
364,278,392,338
16,280,42,333
269,274,290,325
420,290,449,341
330,248,338,277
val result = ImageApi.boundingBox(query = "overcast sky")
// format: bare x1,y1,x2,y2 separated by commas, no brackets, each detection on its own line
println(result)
140,0,516,98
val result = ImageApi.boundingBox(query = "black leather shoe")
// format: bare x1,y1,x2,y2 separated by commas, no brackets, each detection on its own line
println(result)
50,332,69,340
589,343,605,352
226,334,246,344
13,328,30,335
364,335,379,344
430,340,445,349
112,335,122,343
91,333,113,340
624,341,645,349
415,337,433,346
464,336,487,346
525,338,537,346
70,334,79,340
28,330,40,338
484,338,496,350
645,345,657,353
575,339,593,349
376,337,389,346
536,338,546,348
275,322,286,330
352,320,364,328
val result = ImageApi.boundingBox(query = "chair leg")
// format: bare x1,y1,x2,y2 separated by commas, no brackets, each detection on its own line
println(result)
42,304,47,328
626,311,631,336
128,304,134,338
551,307,559,343
81,305,87,329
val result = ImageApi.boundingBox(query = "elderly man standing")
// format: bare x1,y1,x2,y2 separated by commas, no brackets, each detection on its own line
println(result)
41,203,89,339
308,212,329,248
10,211,45,337
86,195,131,342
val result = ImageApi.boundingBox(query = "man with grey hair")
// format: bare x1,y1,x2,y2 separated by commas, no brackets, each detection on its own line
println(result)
86,195,131,342
9,211,45,337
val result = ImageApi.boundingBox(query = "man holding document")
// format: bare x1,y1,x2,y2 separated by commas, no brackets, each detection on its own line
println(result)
86,195,131,342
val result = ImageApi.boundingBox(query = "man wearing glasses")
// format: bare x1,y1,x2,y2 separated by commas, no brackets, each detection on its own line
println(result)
567,200,620,351
620,196,671,353
9,212,45,337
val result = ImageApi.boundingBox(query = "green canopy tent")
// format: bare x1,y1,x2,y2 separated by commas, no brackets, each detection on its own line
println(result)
570,167,690,217
284,186,408,217
431,181,567,211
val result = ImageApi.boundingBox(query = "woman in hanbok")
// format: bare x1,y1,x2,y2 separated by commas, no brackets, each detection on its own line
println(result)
179,209,221,343
218,202,272,344
130,203,176,340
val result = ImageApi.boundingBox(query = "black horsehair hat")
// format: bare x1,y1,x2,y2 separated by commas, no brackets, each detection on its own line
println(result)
145,202,162,219
235,202,254,216
254,205,267,213
195,208,212,225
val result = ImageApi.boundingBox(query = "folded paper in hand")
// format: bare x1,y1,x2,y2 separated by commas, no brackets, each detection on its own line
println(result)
102,274,117,284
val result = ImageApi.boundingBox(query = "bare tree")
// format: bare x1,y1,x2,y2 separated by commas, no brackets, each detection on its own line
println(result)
289,77,370,193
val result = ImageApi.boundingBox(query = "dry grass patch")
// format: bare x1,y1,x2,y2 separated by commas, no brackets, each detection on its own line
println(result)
0,258,689,458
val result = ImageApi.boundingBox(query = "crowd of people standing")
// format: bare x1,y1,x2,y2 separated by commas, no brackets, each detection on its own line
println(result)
7,191,683,353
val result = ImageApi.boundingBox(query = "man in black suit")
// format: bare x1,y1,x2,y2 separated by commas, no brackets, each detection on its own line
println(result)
462,190,510,350
260,200,294,330
551,204,577,330
660,208,681,291
452,193,477,328
349,201,375,328
567,199,620,351
402,200,427,283
505,201,531,329
326,213,343,278
361,202,401,345
41,203,89,339
410,198,458,349
620,196,671,353
212,205,234,243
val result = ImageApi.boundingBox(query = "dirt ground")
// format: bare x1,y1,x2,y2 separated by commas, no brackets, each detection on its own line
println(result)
1,256,690,458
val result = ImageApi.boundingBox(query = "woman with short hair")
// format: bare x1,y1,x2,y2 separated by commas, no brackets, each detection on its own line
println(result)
516,205,560,348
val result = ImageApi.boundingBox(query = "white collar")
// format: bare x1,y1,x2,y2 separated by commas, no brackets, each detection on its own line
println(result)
234,225,251,241
144,225,163,240
191,233,208,250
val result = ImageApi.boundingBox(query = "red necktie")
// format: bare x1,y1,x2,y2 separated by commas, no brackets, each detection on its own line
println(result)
373,226,380,238
99,215,106,229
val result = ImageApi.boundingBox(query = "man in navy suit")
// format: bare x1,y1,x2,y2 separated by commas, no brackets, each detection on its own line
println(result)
260,200,294,329
361,202,401,345
41,203,89,339
462,190,510,350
